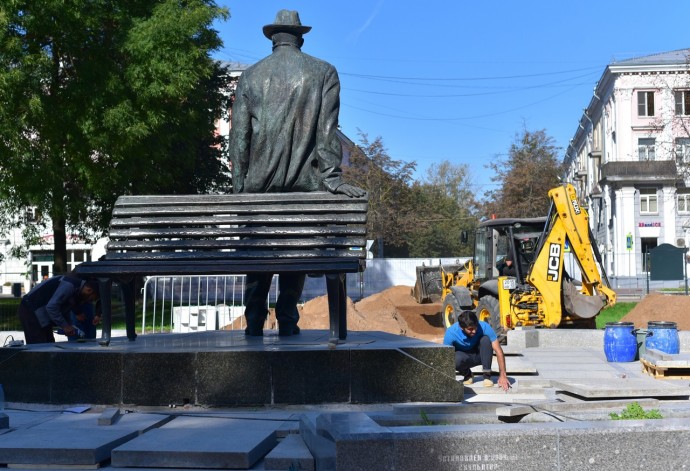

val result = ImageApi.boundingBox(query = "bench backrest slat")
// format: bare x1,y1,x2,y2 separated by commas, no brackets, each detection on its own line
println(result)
109,226,366,239
110,213,366,227
104,192,368,265
108,237,367,251
104,249,364,261
114,192,358,206
112,202,368,217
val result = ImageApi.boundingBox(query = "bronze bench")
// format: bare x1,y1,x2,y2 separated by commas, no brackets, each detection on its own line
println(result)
74,192,368,346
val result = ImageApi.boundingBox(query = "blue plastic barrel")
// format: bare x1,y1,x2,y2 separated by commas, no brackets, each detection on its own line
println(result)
646,321,680,355
604,322,637,362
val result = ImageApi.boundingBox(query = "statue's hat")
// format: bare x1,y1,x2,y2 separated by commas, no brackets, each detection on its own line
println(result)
263,10,312,39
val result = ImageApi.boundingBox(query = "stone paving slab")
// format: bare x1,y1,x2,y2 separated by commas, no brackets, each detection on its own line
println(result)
263,434,314,471
471,355,537,374
642,349,690,367
111,416,282,469
523,350,604,361
0,412,170,467
551,378,690,399
0,410,63,435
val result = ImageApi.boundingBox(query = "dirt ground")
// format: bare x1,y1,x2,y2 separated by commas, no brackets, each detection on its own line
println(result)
619,292,690,330
234,286,690,340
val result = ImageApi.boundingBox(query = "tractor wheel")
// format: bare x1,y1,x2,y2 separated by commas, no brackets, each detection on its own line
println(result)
442,294,462,329
476,295,505,339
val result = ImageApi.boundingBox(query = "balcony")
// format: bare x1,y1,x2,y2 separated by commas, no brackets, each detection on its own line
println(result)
601,160,679,184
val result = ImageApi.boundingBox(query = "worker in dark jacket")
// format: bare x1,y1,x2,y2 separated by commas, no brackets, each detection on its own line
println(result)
18,274,99,344
228,10,364,337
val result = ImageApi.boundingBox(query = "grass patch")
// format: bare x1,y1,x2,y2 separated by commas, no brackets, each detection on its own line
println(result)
609,402,662,420
0,298,22,331
109,298,173,333
595,302,637,329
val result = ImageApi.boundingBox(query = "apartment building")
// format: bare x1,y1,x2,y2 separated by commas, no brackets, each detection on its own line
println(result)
564,48,690,277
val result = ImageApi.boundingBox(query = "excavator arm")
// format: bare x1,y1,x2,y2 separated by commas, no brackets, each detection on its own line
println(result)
529,184,616,327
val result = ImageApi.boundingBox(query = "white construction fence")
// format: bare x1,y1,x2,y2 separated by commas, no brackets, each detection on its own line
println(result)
141,258,468,334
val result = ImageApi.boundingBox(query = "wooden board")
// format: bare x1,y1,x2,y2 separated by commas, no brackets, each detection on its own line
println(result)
641,358,690,380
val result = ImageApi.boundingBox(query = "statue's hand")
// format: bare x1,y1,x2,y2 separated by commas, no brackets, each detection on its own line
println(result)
333,184,366,198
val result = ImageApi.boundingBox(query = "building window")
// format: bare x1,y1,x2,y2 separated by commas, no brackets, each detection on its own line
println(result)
676,138,690,162
675,90,690,116
638,138,656,161
637,91,655,117
640,188,658,214
678,191,690,214
24,207,38,223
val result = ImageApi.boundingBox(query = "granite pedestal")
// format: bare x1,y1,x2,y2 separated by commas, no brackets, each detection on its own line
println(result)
0,330,462,406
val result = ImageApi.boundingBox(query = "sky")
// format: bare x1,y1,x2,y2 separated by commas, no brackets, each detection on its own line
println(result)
213,1,690,194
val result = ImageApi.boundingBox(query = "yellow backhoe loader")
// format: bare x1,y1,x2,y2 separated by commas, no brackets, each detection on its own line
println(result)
416,184,616,337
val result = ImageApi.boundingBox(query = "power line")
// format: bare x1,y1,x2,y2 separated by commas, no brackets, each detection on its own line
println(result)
342,83,583,122
340,65,602,82
343,72,598,98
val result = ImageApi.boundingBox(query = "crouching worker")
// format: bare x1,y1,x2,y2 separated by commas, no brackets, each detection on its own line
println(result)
18,274,99,344
443,310,510,391
69,302,101,342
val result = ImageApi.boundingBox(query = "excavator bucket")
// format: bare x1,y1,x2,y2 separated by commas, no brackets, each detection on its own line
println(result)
562,278,606,319
412,263,465,303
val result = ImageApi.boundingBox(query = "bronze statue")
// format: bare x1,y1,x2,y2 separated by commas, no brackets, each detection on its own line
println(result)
228,9,364,337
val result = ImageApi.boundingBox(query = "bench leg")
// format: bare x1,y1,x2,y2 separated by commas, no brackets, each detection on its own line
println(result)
325,273,347,345
98,279,112,347
121,279,137,341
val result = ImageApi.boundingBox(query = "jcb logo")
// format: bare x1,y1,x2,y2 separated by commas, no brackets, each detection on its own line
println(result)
547,243,561,281
571,198,581,215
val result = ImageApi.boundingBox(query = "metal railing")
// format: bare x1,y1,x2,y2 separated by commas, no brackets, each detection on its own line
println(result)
142,275,280,334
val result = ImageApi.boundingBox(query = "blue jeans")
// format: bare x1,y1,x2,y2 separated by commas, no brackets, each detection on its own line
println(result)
453,335,493,377
68,302,97,341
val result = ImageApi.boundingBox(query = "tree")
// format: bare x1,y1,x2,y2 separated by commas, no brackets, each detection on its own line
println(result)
422,160,477,212
0,1,230,273
405,161,477,257
483,128,563,219
343,132,416,257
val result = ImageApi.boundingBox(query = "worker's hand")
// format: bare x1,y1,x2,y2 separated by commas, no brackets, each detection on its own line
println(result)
62,325,76,336
333,184,366,198
92,315,101,326
497,375,511,392
75,312,86,322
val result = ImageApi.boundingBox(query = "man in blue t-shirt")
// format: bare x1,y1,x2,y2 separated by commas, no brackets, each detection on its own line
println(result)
443,310,510,391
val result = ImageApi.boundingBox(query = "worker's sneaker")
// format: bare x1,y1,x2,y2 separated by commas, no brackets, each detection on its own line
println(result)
482,378,494,388
462,373,474,385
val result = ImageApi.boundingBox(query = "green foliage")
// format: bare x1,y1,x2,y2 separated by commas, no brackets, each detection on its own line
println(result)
406,182,474,257
344,134,478,257
0,0,231,271
405,161,477,257
344,132,417,256
483,127,563,219
595,302,637,329
609,402,662,420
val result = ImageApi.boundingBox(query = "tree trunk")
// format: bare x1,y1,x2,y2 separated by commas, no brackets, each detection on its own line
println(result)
52,215,68,274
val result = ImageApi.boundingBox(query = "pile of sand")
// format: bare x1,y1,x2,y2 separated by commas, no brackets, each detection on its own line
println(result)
619,292,690,330
298,285,445,342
